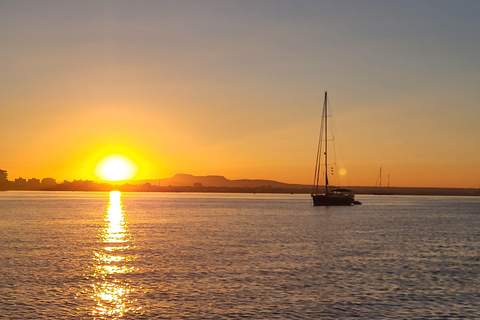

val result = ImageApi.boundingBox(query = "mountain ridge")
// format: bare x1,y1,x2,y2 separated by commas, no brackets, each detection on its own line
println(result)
133,173,307,188
129,173,480,196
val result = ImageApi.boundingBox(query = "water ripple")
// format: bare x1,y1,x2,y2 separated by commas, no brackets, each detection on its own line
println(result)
1,193,479,318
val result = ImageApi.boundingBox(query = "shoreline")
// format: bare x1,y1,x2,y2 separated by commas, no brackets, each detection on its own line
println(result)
2,185,479,197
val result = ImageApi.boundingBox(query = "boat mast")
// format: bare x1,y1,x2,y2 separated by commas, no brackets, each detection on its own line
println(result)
324,91,328,195
379,167,382,188
312,92,326,196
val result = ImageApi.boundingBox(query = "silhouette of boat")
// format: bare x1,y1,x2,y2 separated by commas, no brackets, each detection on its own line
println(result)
373,167,394,195
311,92,361,206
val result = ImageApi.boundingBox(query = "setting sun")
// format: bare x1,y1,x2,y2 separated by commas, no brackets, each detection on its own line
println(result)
95,155,138,181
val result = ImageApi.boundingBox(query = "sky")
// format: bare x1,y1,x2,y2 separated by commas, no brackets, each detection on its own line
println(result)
1,0,479,188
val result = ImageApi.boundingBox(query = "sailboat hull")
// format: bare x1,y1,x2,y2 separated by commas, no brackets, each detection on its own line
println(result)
312,194,356,206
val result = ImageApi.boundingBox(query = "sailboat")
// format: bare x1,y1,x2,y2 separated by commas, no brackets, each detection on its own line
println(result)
373,167,394,195
311,92,361,206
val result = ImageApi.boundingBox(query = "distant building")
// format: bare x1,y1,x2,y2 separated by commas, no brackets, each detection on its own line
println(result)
27,178,41,189
41,178,57,187
15,177,27,188
193,182,203,188
84,180,94,188
0,170,8,190
0,169,8,183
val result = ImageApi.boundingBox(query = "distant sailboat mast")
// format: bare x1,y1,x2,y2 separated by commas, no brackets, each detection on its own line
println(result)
324,91,328,195
379,167,382,188
374,167,393,195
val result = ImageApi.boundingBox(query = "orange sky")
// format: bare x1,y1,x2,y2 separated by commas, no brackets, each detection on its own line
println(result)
1,1,479,188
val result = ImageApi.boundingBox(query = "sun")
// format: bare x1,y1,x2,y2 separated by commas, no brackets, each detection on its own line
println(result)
95,154,138,181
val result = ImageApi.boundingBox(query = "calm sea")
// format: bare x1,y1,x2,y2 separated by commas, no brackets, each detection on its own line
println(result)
0,191,479,319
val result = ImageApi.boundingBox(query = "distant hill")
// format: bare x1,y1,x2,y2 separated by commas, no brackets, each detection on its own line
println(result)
131,174,480,196
134,173,307,189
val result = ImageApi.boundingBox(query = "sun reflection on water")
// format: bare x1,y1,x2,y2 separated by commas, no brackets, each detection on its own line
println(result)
90,191,139,318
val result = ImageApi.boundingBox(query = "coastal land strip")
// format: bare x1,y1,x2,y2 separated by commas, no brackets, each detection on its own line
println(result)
1,173,479,197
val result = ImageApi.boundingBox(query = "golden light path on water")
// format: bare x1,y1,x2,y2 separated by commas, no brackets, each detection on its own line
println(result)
91,191,139,317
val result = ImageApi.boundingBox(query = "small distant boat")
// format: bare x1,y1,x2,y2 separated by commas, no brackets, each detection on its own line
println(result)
373,167,394,195
312,92,361,206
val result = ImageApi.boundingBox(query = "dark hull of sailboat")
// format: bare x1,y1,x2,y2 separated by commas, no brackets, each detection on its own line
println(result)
312,194,357,206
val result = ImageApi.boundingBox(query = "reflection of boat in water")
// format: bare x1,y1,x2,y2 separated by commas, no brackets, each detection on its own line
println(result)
312,92,361,206
373,167,394,195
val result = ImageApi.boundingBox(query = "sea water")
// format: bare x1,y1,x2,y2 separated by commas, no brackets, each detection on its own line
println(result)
0,191,479,319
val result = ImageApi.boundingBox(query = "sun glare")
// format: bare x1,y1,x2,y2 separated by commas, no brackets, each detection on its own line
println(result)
95,155,138,181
